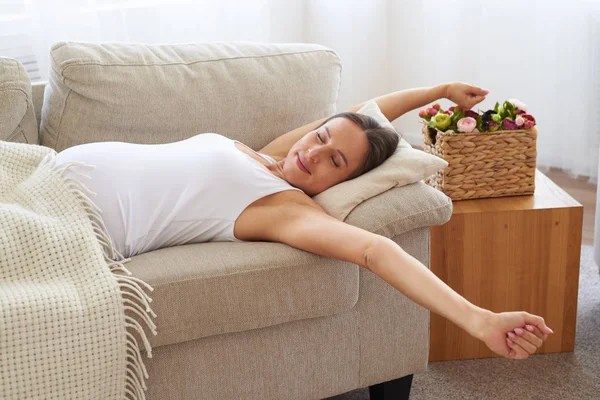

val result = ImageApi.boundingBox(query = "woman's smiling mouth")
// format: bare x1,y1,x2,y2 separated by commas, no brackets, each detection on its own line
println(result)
296,153,311,174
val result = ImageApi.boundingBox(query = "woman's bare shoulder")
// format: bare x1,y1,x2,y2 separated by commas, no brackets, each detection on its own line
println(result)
259,152,284,162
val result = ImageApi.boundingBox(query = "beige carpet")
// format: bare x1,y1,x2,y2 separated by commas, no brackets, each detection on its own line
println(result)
328,245,600,400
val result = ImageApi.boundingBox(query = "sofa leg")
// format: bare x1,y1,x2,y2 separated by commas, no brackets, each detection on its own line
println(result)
368,374,413,400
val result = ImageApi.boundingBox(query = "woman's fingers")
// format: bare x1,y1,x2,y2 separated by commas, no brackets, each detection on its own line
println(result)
506,338,529,359
523,311,554,340
525,324,548,342
523,312,554,336
471,95,486,105
465,84,489,96
468,87,488,96
475,87,489,95
507,331,537,354
461,95,486,110
514,327,543,348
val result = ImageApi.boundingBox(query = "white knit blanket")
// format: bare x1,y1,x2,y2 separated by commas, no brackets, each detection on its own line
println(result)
0,141,157,399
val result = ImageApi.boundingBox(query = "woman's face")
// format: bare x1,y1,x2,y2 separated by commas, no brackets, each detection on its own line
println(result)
282,117,369,196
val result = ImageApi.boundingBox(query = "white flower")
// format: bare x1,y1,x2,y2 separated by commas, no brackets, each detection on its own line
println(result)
457,117,477,133
508,98,528,112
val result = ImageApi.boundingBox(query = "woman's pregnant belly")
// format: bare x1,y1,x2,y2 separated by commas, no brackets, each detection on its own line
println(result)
54,135,217,258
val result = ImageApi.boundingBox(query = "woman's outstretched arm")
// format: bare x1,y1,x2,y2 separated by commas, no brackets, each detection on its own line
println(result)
346,83,448,121
257,203,553,360
347,82,489,121
259,82,489,157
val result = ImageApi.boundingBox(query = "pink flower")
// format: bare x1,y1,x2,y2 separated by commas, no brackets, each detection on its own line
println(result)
508,98,528,112
524,120,535,129
432,103,441,111
441,110,452,115
427,107,438,117
448,106,456,112
515,109,526,115
457,117,477,133
515,116,525,127
419,109,427,118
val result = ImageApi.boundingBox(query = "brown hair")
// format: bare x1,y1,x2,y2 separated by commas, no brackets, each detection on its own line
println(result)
315,112,400,180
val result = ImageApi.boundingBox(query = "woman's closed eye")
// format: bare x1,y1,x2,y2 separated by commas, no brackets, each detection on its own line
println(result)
316,131,340,168
316,131,324,143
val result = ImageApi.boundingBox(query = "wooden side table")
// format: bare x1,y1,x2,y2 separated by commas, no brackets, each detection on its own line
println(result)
429,169,583,361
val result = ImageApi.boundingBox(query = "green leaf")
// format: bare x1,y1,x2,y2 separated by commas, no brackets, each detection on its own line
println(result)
451,108,465,126
504,101,515,120
427,120,435,128
491,113,502,123
498,104,507,119
494,102,499,113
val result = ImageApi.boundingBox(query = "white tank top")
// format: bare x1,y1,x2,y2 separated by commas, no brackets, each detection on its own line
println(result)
54,133,303,258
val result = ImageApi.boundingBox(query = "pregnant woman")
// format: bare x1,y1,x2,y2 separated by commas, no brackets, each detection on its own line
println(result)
55,81,553,360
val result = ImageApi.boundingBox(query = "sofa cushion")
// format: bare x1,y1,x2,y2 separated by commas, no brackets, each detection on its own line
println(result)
345,181,453,238
121,241,359,349
41,41,342,152
0,57,38,144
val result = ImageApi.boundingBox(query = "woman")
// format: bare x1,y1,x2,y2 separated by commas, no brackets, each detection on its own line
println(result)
55,81,553,361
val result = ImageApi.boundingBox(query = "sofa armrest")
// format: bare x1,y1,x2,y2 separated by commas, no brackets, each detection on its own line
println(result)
0,58,38,144
343,181,453,239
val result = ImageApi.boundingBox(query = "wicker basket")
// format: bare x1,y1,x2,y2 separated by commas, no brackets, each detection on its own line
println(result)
422,124,537,201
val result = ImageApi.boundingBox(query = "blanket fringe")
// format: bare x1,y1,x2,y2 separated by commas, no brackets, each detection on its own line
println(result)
43,155,157,400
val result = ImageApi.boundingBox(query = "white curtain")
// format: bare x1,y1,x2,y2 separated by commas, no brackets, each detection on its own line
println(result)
2,0,599,181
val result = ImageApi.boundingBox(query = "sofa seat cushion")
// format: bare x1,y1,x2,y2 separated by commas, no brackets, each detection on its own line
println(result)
122,240,359,349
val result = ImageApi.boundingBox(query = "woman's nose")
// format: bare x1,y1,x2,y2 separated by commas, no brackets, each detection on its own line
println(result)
307,148,320,163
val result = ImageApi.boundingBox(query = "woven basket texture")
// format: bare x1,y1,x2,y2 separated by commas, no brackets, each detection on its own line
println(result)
422,125,537,201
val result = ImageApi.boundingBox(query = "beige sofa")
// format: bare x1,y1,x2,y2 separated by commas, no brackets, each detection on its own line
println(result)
1,42,452,400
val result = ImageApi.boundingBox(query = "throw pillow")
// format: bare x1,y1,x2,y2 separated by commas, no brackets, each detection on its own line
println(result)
311,100,448,221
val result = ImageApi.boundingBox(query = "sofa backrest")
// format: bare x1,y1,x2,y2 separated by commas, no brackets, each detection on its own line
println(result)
40,41,342,153
0,57,38,145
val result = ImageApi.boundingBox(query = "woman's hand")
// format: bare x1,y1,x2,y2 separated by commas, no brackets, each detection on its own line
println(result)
473,310,554,360
445,82,490,110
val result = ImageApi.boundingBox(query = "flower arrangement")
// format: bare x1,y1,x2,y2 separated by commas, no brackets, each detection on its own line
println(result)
419,99,536,133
